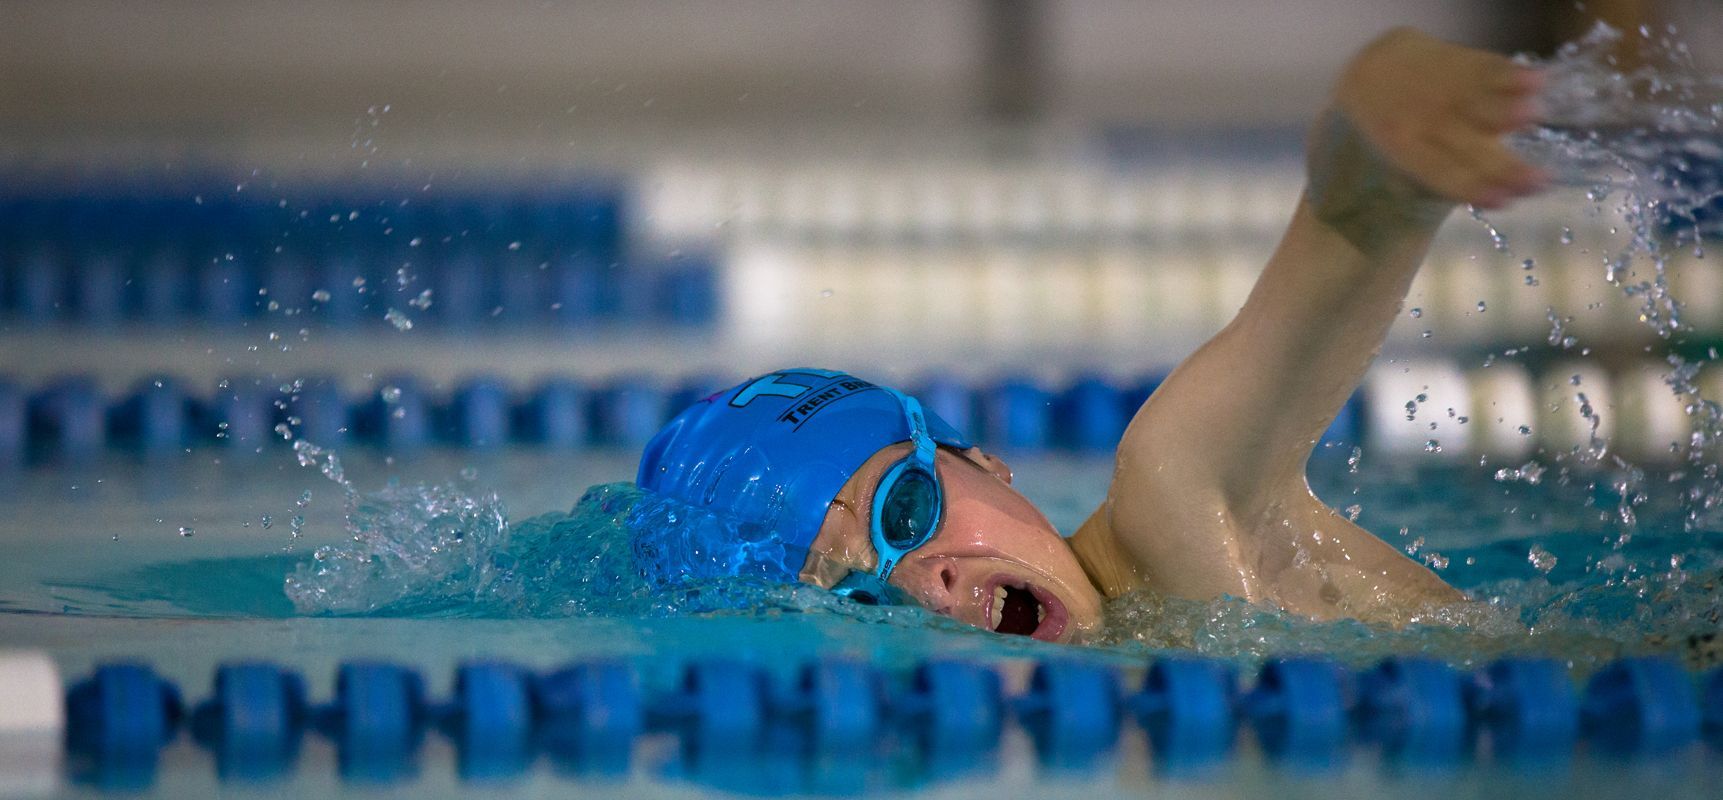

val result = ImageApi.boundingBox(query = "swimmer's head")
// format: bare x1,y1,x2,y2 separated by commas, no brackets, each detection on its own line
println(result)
637,368,1104,642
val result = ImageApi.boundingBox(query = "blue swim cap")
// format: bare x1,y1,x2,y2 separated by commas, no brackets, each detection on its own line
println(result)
636,368,972,581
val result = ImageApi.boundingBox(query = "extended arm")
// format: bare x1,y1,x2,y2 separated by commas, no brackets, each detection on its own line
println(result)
1072,29,1546,622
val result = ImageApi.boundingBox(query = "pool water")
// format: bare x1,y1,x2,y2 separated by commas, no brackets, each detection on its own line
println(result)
2,446,1720,798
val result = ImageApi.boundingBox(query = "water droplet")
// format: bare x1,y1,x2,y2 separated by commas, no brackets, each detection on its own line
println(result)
384,308,413,330
178,526,194,537
380,386,403,404
312,289,332,303
260,515,272,529
1409,307,1423,318
1527,544,1557,574
1476,300,1487,312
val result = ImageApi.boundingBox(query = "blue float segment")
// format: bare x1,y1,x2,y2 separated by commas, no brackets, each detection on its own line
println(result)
774,660,883,750
442,662,533,779
29,376,106,459
16,248,67,321
429,254,489,329
72,253,127,325
1581,656,1700,754
191,663,308,780
899,661,1004,751
981,378,1053,452
202,379,275,450
535,661,644,751
1130,657,1238,761
657,661,769,746
196,256,256,323
915,377,976,438
283,377,348,445
313,253,371,325
444,378,511,448
0,379,24,465
1466,657,1577,759
666,374,728,416
65,663,183,756
515,379,589,448
600,261,655,321
546,257,602,326
134,249,191,322
359,377,431,450
1243,657,1351,763
1356,657,1466,760
322,661,427,780
493,257,544,324
1056,376,1126,452
659,259,719,325
110,376,191,455
1015,661,1120,763
1120,374,1164,421
259,256,314,316
593,378,669,447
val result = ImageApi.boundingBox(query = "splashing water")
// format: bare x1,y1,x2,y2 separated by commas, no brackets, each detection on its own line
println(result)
273,24,1723,664
282,479,953,635
1493,23,1723,534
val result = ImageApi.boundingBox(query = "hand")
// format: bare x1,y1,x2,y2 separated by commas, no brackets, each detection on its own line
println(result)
1327,27,1547,210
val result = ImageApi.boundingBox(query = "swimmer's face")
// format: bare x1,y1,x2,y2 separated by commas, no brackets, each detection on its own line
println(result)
800,444,1105,643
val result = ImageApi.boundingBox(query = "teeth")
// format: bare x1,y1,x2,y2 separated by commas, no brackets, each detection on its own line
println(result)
990,586,1007,629
1036,602,1046,625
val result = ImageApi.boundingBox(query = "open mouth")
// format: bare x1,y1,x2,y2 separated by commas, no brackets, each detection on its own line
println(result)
985,579,1067,641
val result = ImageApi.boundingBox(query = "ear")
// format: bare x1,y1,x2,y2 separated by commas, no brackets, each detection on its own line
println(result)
959,446,1014,485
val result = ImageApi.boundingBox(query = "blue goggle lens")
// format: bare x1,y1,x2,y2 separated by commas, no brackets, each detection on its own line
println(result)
879,468,939,550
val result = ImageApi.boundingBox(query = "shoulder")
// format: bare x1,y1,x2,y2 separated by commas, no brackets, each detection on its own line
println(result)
1068,506,1138,599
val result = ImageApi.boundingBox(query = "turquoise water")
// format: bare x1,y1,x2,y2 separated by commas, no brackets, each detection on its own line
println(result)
5,446,1720,670
2,448,1722,797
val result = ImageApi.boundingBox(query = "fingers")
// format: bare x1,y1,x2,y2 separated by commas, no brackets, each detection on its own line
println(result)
1460,85,1543,133
1427,125,1548,208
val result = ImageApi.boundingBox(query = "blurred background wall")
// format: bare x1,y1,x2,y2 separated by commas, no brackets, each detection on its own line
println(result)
1,0,1654,164
1,1,1718,460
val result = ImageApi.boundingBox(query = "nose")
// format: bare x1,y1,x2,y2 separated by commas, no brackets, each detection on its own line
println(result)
937,561,958,592
896,556,960,615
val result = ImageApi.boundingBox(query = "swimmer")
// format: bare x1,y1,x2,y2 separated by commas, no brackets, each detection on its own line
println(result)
637,28,1549,643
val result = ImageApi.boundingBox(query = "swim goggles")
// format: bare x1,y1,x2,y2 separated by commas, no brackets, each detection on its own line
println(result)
829,387,945,606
